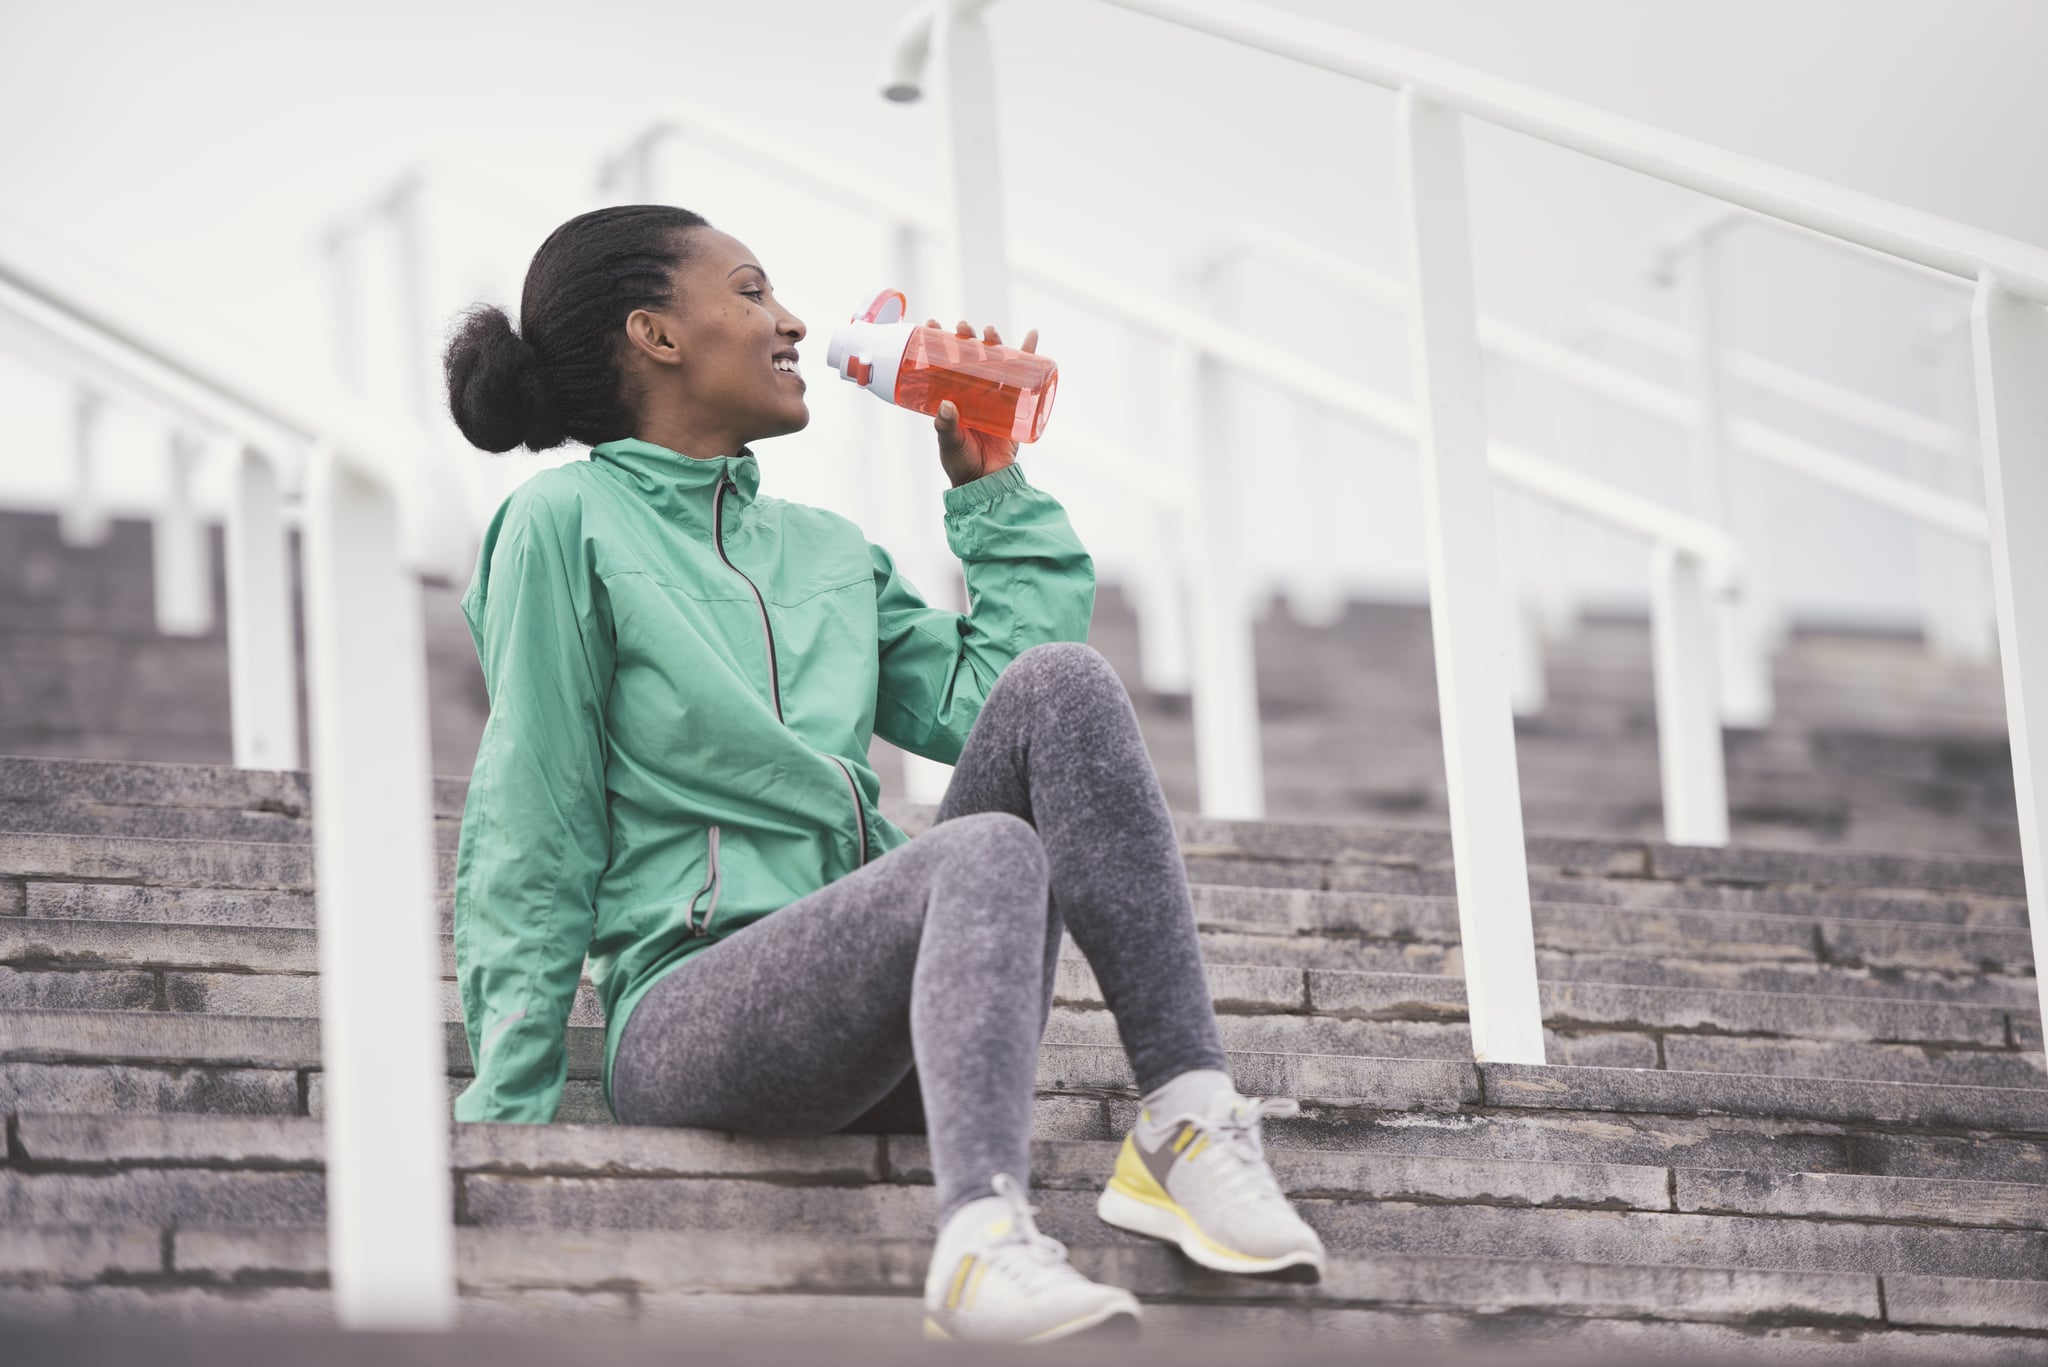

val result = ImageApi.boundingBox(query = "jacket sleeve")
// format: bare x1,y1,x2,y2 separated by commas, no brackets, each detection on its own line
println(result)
451,486,614,1123
870,460,1096,764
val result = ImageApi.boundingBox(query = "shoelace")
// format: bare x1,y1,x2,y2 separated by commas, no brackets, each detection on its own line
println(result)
1159,1095,1300,1203
981,1172,1089,1295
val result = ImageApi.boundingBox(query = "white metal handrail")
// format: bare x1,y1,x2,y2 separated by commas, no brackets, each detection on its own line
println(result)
885,0,2048,1071
0,210,463,1328
1199,218,1989,540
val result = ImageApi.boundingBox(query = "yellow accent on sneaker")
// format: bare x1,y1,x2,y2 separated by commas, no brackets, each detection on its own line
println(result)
1109,1133,1171,1203
964,1258,992,1310
944,1253,976,1310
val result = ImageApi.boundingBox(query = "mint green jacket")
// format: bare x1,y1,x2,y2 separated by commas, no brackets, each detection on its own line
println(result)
451,436,1096,1123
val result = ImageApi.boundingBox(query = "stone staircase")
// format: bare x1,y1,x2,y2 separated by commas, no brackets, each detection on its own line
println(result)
3,753,2046,1356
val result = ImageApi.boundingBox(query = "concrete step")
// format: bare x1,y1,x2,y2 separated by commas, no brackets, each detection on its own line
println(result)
6,1235,2040,1355
7,1111,2048,1294
8,1007,2046,1155
8,888,2032,1007
0,772,2028,904
4,914,2036,1073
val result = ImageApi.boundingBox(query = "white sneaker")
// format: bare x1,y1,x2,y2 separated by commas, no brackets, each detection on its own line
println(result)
1096,1091,1326,1281
923,1172,1142,1343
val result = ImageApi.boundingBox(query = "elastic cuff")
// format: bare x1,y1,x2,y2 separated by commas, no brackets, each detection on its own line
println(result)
942,460,1031,517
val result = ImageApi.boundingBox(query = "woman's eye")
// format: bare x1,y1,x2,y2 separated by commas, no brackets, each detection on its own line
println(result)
743,288,764,299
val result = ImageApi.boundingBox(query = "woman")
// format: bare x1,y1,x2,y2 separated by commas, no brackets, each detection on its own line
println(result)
442,204,1324,1344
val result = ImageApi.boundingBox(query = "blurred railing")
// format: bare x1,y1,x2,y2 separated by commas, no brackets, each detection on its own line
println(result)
1188,214,1988,729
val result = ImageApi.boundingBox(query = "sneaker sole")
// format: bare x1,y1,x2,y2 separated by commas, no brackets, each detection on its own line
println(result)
923,1304,1143,1343
1096,1183,1325,1283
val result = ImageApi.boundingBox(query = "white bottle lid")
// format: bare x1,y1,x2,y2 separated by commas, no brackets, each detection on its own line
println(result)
826,288,919,405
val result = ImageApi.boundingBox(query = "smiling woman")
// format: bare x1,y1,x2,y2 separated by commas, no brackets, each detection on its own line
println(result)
438,201,1322,1346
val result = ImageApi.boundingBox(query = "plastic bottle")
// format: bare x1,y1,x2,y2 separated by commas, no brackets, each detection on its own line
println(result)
825,287,1059,444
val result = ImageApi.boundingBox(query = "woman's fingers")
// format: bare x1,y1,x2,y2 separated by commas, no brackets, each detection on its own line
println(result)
937,317,1039,349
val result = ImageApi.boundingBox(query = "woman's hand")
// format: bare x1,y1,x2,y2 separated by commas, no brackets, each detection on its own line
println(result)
930,317,1039,488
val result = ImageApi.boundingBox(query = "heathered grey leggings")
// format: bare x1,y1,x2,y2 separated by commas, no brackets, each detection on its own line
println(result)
608,640,1229,1227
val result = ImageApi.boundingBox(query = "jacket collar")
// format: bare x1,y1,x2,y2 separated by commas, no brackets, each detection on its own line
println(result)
589,436,762,533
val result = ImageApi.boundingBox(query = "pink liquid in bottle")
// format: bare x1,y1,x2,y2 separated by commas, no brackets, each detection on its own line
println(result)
827,289,1060,443
893,325,1059,445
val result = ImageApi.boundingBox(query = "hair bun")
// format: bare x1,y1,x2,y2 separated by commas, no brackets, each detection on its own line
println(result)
443,303,567,453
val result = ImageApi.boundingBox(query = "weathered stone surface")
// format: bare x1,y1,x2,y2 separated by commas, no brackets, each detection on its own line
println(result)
0,1168,325,1226
1661,1035,2047,1091
0,1062,301,1116
1481,1060,2048,1133
0,1225,162,1281
0,965,157,1011
26,881,323,929
1678,1167,2048,1230
1047,1005,1662,1070
0,1284,336,1328
0,832,312,892
16,1110,323,1165
1885,1273,2048,1330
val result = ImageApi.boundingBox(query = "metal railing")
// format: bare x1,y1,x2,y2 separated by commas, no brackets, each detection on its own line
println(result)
0,211,463,1330
886,0,2048,1071
1190,213,1990,728
1579,201,1995,664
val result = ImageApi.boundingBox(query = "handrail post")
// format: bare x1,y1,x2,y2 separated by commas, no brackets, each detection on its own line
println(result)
225,440,302,770
1918,324,1995,662
153,429,213,637
1674,232,1775,727
882,219,956,803
303,442,456,1328
60,386,109,548
919,0,1013,802
1968,274,2048,1051
1394,88,1544,1064
1175,256,1267,819
1650,543,1730,845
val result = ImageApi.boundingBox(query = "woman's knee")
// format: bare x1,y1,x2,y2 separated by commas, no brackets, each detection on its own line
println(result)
923,812,1049,933
988,640,1126,714
934,810,1047,881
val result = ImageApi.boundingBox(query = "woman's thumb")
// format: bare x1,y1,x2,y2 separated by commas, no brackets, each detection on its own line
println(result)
939,400,955,420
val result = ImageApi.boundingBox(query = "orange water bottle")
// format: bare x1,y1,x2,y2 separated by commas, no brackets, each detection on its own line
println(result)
825,287,1059,443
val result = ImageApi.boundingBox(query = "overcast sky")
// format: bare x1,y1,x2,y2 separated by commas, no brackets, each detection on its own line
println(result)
4,0,2043,624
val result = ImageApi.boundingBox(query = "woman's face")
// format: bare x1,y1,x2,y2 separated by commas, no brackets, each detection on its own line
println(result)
622,227,810,458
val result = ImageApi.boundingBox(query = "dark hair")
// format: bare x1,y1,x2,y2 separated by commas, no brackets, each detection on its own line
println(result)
442,204,711,453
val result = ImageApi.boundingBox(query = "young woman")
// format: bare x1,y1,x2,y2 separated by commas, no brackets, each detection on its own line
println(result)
442,204,1324,1344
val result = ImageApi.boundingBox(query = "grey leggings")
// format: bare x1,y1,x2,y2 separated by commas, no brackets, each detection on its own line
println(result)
608,640,1229,1227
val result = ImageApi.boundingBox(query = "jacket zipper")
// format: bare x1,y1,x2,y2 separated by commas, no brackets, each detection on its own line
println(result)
714,475,782,722
687,824,723,935
714,472,868,869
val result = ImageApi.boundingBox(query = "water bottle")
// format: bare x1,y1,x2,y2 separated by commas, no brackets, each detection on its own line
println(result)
825,287,1059,443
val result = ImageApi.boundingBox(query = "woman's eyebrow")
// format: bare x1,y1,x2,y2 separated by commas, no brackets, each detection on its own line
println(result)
728,263,771,286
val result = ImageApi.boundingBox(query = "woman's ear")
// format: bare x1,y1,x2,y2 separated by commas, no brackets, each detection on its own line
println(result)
623,308,685,368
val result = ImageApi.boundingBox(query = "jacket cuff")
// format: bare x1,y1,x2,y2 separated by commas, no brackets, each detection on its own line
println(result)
942,461,1031,517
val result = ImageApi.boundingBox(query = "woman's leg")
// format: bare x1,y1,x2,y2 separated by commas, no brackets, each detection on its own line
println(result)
934,640,1229,1093
608,810,1052,1227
